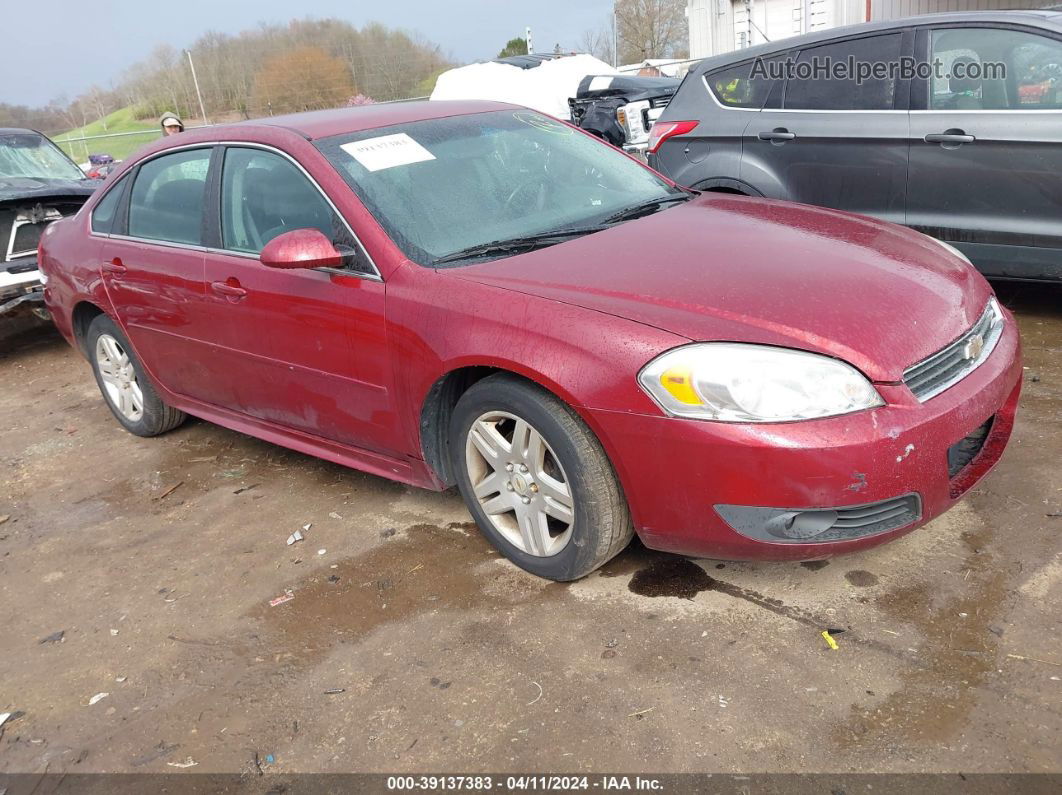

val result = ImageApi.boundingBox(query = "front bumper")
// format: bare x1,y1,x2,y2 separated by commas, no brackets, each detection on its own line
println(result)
0,286,45,315
1,258,45,315
587,317,1022,561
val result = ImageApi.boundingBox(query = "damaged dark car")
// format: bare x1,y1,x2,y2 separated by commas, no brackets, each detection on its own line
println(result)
569,74,680,154
1,129,99,318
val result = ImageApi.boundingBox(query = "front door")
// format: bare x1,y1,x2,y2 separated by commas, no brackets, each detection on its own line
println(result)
742,31,912,225
200,145,397,454
907,25,1062,279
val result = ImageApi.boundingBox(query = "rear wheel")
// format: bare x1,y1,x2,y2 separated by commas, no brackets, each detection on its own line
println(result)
87,314,186,437
451,374,633,580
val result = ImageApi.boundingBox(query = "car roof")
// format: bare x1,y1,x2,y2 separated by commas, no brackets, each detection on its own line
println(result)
691,10,1062,74
229,100,518,141
113,100,526,173
0,127,46,136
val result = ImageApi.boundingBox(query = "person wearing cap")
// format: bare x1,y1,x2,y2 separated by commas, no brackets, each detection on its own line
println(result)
159,113,185,136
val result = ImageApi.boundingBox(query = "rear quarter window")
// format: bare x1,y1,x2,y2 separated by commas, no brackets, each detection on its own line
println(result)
706,60,778,108
90,178,124,234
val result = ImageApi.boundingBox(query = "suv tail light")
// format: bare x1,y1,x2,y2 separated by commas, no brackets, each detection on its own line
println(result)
647,120,698,154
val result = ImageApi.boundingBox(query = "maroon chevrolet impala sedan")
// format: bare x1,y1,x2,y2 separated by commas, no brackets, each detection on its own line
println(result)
38,101,1021,581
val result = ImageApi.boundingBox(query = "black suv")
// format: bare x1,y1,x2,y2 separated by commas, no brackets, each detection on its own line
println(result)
649,10,1062,281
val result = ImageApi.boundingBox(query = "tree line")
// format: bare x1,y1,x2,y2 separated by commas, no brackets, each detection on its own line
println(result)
2,18,452,135
3,4,691,137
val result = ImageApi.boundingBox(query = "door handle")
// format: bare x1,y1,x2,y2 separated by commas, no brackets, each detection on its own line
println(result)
211,280,247,299
925,131,975,145
758,129,796,142
101,258,126,275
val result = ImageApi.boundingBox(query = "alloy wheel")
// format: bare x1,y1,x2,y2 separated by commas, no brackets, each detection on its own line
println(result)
95,333,144,422
465,410,575,557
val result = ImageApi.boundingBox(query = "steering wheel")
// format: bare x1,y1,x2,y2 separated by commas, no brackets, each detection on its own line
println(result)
503,177,550,216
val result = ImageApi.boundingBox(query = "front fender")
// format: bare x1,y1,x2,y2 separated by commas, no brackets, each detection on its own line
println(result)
385,262,686,469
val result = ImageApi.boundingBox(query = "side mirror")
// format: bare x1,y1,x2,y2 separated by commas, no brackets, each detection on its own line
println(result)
260,228,343,269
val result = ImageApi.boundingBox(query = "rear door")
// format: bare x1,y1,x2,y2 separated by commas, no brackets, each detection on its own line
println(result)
741,30,913,224
907,24,1062,279
99,146,221,403
199,144,397,454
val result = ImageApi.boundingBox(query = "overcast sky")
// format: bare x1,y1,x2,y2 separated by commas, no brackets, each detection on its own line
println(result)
5,0,616,107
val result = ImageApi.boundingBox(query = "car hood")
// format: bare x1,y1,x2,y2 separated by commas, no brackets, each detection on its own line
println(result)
446,195,992,382
0,176,99,203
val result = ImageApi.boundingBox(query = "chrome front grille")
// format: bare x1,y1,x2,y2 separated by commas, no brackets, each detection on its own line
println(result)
5,207,64,261
903,300,1005,402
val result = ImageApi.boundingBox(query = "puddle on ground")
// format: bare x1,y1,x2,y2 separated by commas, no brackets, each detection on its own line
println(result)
251,521,565,665
628,558,716,599
598,543,833,629
801,560,830,571
835,523,1007,748
845,570,880,587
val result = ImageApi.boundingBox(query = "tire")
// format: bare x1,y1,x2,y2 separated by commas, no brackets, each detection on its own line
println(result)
451,374,633,581
86,314,186,437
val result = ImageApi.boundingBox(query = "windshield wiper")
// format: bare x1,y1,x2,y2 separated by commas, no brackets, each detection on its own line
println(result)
432,194,693,265
600,193,692,225
433,226,606,265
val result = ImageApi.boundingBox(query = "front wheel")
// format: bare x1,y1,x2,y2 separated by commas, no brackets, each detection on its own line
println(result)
451,375,633,581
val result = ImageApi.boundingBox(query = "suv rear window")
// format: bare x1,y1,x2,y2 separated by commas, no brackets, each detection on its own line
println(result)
785,34,903,111
706,60,777,109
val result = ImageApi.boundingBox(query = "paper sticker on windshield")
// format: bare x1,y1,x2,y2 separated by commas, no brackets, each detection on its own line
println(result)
340,133,435,172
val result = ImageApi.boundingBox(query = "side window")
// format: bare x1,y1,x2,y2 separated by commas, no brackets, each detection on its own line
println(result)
128,148,211,245
930,28,1062,111
706,59,777,109
220,147,370,273
90,177,125,234
785,34,903,110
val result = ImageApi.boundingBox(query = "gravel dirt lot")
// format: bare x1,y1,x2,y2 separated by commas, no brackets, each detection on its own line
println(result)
1,282,1060,777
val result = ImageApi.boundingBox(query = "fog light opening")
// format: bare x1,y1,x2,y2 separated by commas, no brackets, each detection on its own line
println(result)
765,510,839,540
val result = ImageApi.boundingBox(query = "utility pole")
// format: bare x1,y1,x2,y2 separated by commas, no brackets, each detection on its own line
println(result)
185,49,209,125
525,26,533,55
613,4,619,67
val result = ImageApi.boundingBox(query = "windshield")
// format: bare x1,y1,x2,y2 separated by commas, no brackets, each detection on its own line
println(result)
316,109,683,265
0,132,85,181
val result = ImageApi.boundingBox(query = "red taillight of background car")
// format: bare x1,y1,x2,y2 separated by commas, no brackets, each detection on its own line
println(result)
647,120,698,154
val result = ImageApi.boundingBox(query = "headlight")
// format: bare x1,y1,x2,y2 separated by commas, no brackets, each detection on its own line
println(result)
638,343,883,422
925,235,972,266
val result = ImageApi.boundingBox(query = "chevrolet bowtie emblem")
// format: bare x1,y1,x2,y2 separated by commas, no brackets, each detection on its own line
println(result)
963,334,985,361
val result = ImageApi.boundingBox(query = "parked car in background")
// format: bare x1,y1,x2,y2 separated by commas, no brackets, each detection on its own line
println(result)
649,10,1062,282
431,52,680,153
569,74,680,153
85,154,118,180
39,102,1019,581
0,128,99,317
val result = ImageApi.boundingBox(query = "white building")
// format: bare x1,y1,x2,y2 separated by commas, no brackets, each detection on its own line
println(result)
687,0,1059,59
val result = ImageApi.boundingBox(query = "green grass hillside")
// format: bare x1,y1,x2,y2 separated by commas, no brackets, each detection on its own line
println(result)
53,106,160,164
